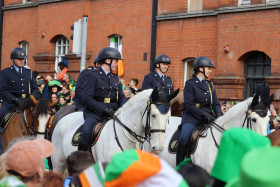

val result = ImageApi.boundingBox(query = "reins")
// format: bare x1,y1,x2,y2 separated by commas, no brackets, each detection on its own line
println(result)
112,99,167,151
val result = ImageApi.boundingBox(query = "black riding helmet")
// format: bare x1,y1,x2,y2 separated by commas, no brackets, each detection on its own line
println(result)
193,56,215,79
94,54,100,68
10,47,27,59
154,54,171,73
98,47,122,71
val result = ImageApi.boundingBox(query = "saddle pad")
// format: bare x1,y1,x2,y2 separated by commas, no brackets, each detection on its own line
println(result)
72,124,105,146
189,125,207,155
168,129,180,154
0,111,17,132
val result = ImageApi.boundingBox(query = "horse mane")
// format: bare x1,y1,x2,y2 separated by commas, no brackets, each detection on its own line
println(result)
34,98,50,117
115,89,153,115
215,97,253,128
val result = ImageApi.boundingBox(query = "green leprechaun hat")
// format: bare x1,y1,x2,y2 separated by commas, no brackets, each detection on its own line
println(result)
226,146,280,187
211,128,271,183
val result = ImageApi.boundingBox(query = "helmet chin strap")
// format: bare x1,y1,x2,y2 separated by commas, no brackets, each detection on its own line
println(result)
198,67,208,79
104,59,113,72
158,63,168,74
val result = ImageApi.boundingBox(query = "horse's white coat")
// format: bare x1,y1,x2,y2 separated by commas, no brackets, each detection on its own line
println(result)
51,89,171,173
158,97,270,173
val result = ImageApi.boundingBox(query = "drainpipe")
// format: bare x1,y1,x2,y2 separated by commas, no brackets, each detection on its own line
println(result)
0,0,4,70
150,0,158,73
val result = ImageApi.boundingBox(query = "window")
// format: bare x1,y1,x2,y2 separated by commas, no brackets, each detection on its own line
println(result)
110,35,122,55
243,51,271,99
266,0,280,3
238,0,251,5
184,58,195,84
55,36,69,75
20,41,29,66
23,0,31,4
188,0,203,12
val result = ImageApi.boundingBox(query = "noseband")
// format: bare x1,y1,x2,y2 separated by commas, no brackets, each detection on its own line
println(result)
112,99,169,151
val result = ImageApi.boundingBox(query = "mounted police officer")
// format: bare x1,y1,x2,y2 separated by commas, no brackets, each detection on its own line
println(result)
142,54,174,95
177,56,222,165
78,47,127,151
0,47,38,123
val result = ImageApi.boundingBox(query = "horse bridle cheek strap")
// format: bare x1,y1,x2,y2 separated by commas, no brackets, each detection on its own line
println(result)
242,108,253,130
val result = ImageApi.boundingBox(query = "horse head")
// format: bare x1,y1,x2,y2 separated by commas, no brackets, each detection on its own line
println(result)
147,87,179,154
248,93,274,135
30,95,58,139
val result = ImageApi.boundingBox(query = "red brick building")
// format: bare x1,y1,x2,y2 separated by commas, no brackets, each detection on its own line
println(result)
1,0,280,106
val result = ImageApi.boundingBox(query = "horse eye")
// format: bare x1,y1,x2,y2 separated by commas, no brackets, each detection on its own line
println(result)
151,114,156,118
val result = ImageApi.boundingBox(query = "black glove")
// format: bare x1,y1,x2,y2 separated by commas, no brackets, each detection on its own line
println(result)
201,113,215,123
13,98,29,110
103,108,115,117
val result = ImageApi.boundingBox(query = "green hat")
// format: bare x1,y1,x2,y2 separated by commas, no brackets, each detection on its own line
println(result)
211,128,271,183
48,80,61,87
226,147,280,187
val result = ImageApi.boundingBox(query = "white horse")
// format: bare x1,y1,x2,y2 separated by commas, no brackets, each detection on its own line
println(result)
158,93,273,173
51,88,178,173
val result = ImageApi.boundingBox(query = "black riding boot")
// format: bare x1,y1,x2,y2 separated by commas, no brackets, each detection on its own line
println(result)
78,142,89,151
176,141,188,166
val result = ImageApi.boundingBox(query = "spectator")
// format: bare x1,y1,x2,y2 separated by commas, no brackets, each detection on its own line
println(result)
69,87,78,105
77,149,188,187
227,147,280,187
120,78,126,90
58,96,67,109
56,57,68,81
123,87,134,99
50,93,60,115
36,79,50,100
177,163,210,187
210,128,271,186
5,139,54,187
221,101,228,115
64,151,94,186
129,78,139,92
36,75,44,82
45,75,54,83
61,84,71,103
48,80,62,95
41,171,64,187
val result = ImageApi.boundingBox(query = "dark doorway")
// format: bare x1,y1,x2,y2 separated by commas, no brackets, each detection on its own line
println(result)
243,51,271,99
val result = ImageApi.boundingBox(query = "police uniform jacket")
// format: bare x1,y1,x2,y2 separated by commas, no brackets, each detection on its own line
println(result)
83,68,127,120
181,76,221,126
75,69,94,110
0,66,38,104
142,72,174,95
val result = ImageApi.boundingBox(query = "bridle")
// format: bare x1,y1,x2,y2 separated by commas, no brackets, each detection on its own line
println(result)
208,104,268,148
18,109,47,137
112,98,168,151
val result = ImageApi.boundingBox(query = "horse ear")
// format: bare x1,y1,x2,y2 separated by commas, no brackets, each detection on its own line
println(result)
168,89,180,102
264,94,274,108
151,87,160,101
252,92,260,107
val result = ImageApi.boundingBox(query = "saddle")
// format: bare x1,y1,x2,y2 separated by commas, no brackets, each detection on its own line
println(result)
72,118,110,146
168,124,208,155
0,110,17,132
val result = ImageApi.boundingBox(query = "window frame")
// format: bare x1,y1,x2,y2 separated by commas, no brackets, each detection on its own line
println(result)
19,41,29,66
184,58,195,84
22,0,31,4
55,36,69,76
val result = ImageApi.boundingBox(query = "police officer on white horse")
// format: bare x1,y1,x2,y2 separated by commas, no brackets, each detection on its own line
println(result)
0,47,38,122
177,56,222,165
142,55,174,95
78,47,127,151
